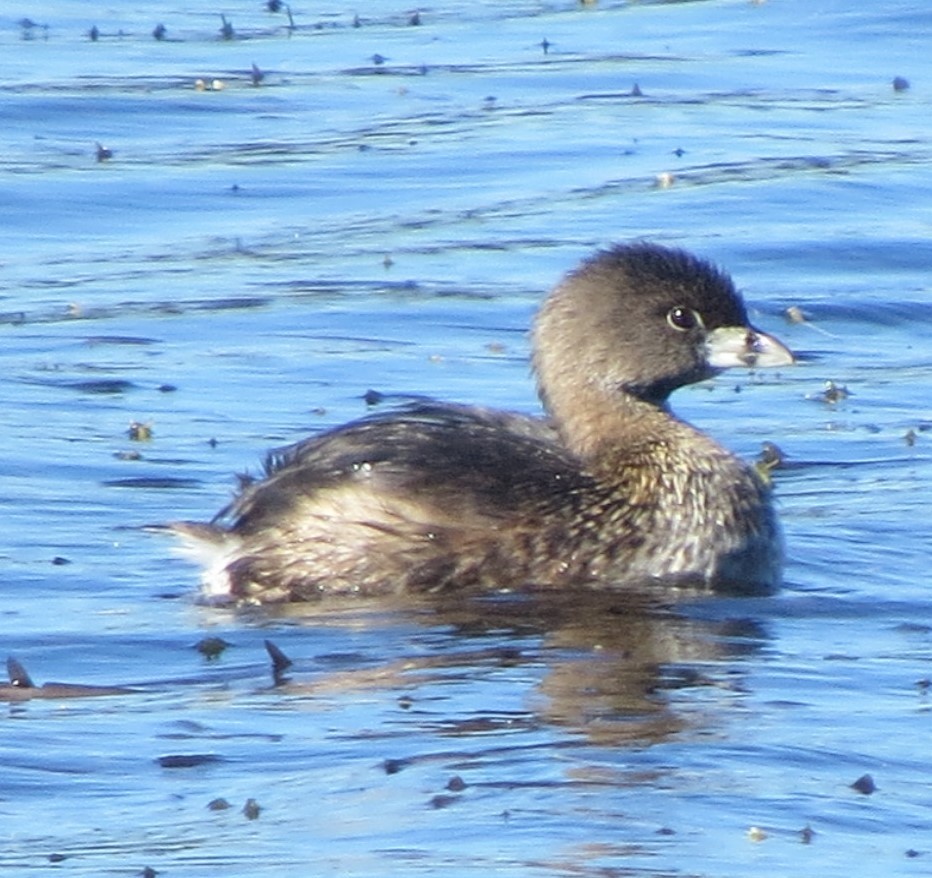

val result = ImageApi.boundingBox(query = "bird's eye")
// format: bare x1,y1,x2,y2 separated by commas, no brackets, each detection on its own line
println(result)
667,306,700,332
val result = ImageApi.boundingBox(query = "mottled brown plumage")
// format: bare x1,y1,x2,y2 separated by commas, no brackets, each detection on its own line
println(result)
171,243,794,603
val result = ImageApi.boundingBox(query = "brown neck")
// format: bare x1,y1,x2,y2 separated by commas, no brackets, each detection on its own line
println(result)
541,377,687,466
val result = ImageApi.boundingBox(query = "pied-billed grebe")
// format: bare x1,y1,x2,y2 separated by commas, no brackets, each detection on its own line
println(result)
171,243,794,603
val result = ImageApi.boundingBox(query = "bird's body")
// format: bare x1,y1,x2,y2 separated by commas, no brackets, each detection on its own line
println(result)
171,243,793,603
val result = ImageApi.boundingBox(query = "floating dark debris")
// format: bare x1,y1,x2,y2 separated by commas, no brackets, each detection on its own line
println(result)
196,637,231,659
128,421,153,441
157,754,223,769
1,656,137,700
429,794,459,810
755,440,786,482
265,639,293,684
811,380,849,404
67,378,134,394
104,477,201,489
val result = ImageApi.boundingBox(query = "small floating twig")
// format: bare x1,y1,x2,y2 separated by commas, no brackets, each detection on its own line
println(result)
1,656,137,700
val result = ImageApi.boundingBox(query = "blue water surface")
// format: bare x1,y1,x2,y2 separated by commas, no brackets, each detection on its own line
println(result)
1,1,932,875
